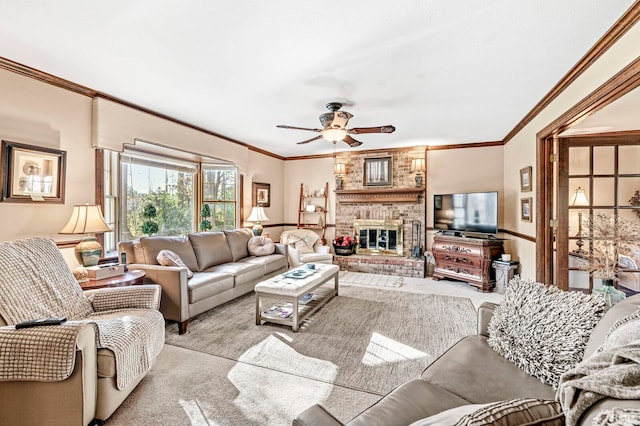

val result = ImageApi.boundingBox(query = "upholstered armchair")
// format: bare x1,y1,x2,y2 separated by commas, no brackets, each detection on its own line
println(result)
280,229,333,268
0,237,165,425
618,246,640,292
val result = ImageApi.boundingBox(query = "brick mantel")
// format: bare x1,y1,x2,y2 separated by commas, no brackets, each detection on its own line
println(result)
335,187,424,203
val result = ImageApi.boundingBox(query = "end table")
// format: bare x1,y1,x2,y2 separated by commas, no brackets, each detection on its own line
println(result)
79,269,146,291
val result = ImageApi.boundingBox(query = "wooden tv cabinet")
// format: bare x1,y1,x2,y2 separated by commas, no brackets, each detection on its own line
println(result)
432,234,504,292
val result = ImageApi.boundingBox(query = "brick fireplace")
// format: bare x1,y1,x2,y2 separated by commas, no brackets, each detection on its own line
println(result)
333,149,426,277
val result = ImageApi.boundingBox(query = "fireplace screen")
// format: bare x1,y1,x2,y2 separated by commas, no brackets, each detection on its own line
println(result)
354,219,403,256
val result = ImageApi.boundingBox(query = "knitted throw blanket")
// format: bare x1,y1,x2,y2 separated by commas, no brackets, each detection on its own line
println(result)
556,311,640,426
0,237,164,390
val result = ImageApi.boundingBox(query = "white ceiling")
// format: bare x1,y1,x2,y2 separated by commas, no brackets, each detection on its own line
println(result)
0,1,635,157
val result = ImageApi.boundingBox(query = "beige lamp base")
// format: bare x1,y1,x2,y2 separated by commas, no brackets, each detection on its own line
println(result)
74,236,103,267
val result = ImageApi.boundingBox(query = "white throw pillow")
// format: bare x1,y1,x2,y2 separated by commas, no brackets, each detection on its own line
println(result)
247,236,276,257
157,249,194,278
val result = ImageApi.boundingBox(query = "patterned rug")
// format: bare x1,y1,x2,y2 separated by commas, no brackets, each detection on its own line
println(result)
165,286,475,395
339,271,403,287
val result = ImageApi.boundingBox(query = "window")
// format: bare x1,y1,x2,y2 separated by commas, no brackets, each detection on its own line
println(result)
119,150,197,241
202,163,237,231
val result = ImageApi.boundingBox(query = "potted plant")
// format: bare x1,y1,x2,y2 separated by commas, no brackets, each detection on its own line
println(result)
580,213,640,306
199,203,212,231
141,203,159,236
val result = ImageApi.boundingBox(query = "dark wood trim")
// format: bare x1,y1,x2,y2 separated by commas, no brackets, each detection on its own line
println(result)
55,239,82,249
248,145,285,161
536,135,555,284
501,229,536,243
504,2,640,144
0,56,96,97
426,141,503,151
94,149,106,249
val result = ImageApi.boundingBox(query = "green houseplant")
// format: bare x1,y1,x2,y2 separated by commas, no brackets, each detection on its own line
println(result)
141,203,159,236
199,203,212,232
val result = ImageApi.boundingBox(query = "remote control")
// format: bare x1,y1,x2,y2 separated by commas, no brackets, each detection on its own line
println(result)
15,317,67,329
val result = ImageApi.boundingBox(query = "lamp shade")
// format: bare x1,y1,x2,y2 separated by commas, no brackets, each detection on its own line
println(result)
60,204,112,267
570,187,589,207
247,206,269,236
322,128,347,142
334,163,346,175
410,158,426,173
60,204,112,234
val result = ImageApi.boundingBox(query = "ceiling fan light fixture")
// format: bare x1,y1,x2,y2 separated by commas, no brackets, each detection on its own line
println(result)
322,128,347,142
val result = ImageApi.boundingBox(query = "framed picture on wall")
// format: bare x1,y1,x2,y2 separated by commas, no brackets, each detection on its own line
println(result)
252,182,270,207
363,156,392,187
520,166,532,192
521,197,533,222
0,140,66,203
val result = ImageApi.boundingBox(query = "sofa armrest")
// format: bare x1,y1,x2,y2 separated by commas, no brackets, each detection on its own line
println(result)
293,404,345,426
91,284,162,311
127,264,189,323
477,302,498,337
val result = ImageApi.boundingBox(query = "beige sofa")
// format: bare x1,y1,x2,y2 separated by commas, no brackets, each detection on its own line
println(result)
120,228,287,334
294,294,640,426
0,237,164,425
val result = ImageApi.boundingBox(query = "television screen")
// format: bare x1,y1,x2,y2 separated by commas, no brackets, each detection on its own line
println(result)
433,191,498,235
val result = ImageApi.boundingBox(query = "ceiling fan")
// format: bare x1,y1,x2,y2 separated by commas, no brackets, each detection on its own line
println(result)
277,102,395,147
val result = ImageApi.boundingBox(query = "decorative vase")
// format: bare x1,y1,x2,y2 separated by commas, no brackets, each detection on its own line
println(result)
592,278,626,307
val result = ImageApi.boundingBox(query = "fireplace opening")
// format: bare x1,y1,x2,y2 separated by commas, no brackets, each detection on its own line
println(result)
354,219,403,256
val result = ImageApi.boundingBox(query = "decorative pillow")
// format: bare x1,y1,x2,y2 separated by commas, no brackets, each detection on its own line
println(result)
247,236,276,257
488,277,607,388
454,398,564,426
294,239,314,254
157,249,194,278
408,404,490,426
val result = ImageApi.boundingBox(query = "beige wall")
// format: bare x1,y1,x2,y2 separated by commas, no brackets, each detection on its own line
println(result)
426,145,505,249
504,20,640,280
246,150,285,239
0,68,94,243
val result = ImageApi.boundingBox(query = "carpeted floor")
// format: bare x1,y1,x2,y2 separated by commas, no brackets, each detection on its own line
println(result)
107,281,479,425
339,270,403,287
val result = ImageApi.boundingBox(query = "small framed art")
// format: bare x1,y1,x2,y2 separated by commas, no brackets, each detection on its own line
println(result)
521,197,532,222
252,182,270,207
520,166,532,192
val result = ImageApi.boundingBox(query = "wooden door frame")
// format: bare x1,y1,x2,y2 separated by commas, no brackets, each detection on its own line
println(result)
536,56,640,285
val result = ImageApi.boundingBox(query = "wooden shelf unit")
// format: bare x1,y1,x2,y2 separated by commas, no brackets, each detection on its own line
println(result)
297,182,328,243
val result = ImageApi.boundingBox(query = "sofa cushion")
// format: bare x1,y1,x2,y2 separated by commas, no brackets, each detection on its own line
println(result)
240,254,287,275
188,232,233,270
300,252,334,264
187,272,234,303
157,249,194,278
97,347,116,378
585,294,640,358
487,277,606,388
139,235,199,272
224,228,253,261
421,335,556,403
346,379,471,426
247,236,276,256
208,262,264,286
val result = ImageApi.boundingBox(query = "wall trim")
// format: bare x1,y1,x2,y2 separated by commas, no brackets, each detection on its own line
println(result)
502,2,640,144
501,229,536,243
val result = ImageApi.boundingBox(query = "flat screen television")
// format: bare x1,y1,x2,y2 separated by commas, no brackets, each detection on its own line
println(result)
433,191,498,236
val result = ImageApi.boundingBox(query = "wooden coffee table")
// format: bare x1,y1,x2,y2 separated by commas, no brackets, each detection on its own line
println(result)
255,264,339,332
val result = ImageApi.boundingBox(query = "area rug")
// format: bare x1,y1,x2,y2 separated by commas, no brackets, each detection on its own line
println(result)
165,286,475,395
339,271,403,287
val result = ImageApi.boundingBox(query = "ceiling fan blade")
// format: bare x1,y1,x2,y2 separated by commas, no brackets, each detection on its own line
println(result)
296,135,323,145
348,125,395,134
277,125,322,132
342,135,363,147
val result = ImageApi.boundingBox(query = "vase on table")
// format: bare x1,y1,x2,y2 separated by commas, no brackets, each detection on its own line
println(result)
592,278,626,308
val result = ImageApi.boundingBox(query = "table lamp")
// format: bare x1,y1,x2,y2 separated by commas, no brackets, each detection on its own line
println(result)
570,186,589,254
247,206,269,236
411,158,426,187
60,204,113,266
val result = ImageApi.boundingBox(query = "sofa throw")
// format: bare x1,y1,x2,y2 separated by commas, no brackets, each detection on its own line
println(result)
593,408,640,426
248,236,276,257
157,249,194,278
487,277,606,388
556,310,640,426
